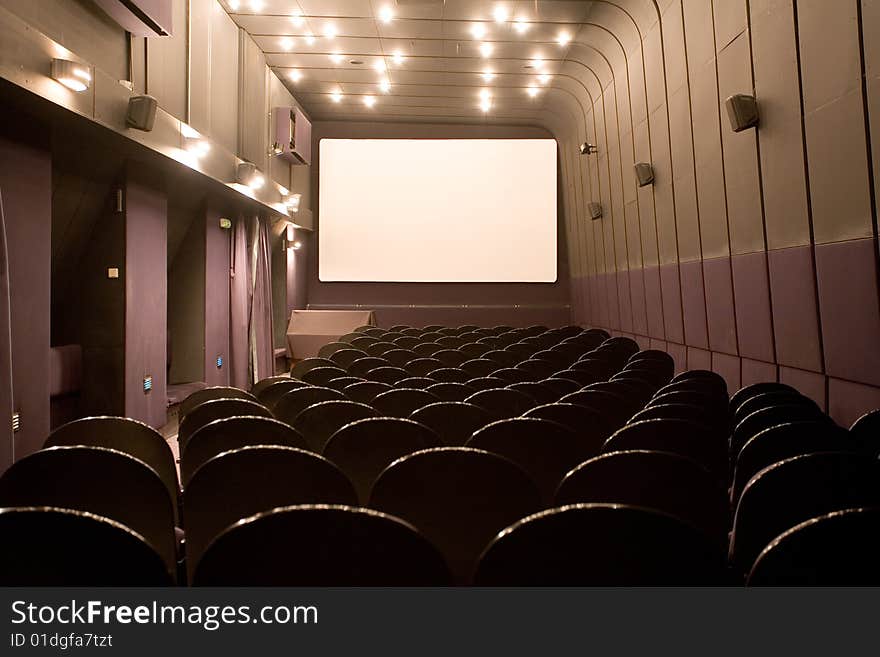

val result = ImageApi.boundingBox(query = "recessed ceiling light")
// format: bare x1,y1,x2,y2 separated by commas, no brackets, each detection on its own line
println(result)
280,37,294,51
304,34,315,45
373,59,386,72
290,11,304,27
531,58,544,69
557,32,571,46
228,0,240,10
493,6,508,22
481,69,495,81
324,24,337,39
480,98,491,113
379,6,394,23
379,79,391,92
331,92,343,103
330,52,344,63
479,88,491,100
479,42,493,58
249,0,262,11
289,69,302,82
513,17,528,33
392,51,404,65
538,73,550,84
363,95,376,107
471,23,487,39
526,85,539,97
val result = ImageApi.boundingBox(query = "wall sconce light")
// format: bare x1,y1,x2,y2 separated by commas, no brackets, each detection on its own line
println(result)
588,202,603,220
725,94,759,132
51,58,91,92
236,162,265,190
580,142,598,155
634,162,655,187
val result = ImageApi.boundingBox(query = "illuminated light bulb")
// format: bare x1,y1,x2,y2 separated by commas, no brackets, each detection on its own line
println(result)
481,69,495,81
379,6,394,23
513,17,528,33
249,0,263,11
538,73,550,85
557,32,571,46
392,51,404,65
228,0,240,9
379,79,391,93
527,85,539,97
479,42,493,58
330,52,343,63
493,6,508,22
531,58,544,70
289,69,302,82
323,24,337,39
363,95,376,107
280,37,294,51
290,11,304,27
373,59,386,72
304,34,315,45
480,98,491,112
250,174,265,190
479,88,491,100
331,92,343,103
471,23,487,39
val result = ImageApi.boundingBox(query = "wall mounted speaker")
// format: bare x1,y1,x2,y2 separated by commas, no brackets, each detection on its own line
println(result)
126,95,158,131
725,94,759,132
634,162,654,187
588,202,603,220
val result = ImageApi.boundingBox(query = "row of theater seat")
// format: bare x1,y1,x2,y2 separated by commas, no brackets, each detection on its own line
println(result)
0,323,878,585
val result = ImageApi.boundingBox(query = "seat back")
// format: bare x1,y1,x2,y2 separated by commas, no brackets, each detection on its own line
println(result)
272,386,345,426
522,403,612,451
301,366,349,386
747,508,880,585
556,450,728,544
251,375,291,397
368,447,541,583
342,380,392,403
730,382,799,413
560,389,635,428
180,386,256,420
255,379,310,410
323,417,439,503
731,404,830,458
730,452,880,576
732,391,818,427
467,418,593,504
0,447,177,573
45,416,178,517
474,504,724,585
193,505,450,585
409,402,493,446
849,408,880,457
425,382,477,402
403,357,444,377
181,416,309,485
0,507,172,585
289,400,378,452
178,399,271,453
465,387,537,420
365,366,410,384
290,357,336,379
372,388,440,417
184,446,357,581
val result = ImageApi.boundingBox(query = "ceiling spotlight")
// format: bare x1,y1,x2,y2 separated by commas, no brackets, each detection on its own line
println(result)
228,0,240,9
579,142,598,155
331,92,343,103
471,23,487,39
323,24,337,39
479,42,493,58
538,73,550,84
531,58,544,70
304,34,315,45
481,69,495,81
51,59,91,92
330,52,343,63
280,37,294,51
513,17,528,33
290,11,304,27
526,85,539,98
363,95,376,107
379,6,394,23
557,32,571,46
373,59,386,72
249,0,263,11
493,6,508,22
289,69,302,82
392,51,404,65
379,79,391,92
479,88,491,100
480,98,491,113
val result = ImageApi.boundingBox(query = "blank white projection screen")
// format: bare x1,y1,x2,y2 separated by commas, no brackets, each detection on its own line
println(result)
318,139,557,282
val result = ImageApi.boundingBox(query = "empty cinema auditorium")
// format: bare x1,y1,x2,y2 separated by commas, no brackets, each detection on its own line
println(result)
1,0,880,609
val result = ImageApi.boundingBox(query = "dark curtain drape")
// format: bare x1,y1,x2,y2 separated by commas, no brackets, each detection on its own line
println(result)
229,215,250,389
248,217,274,384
